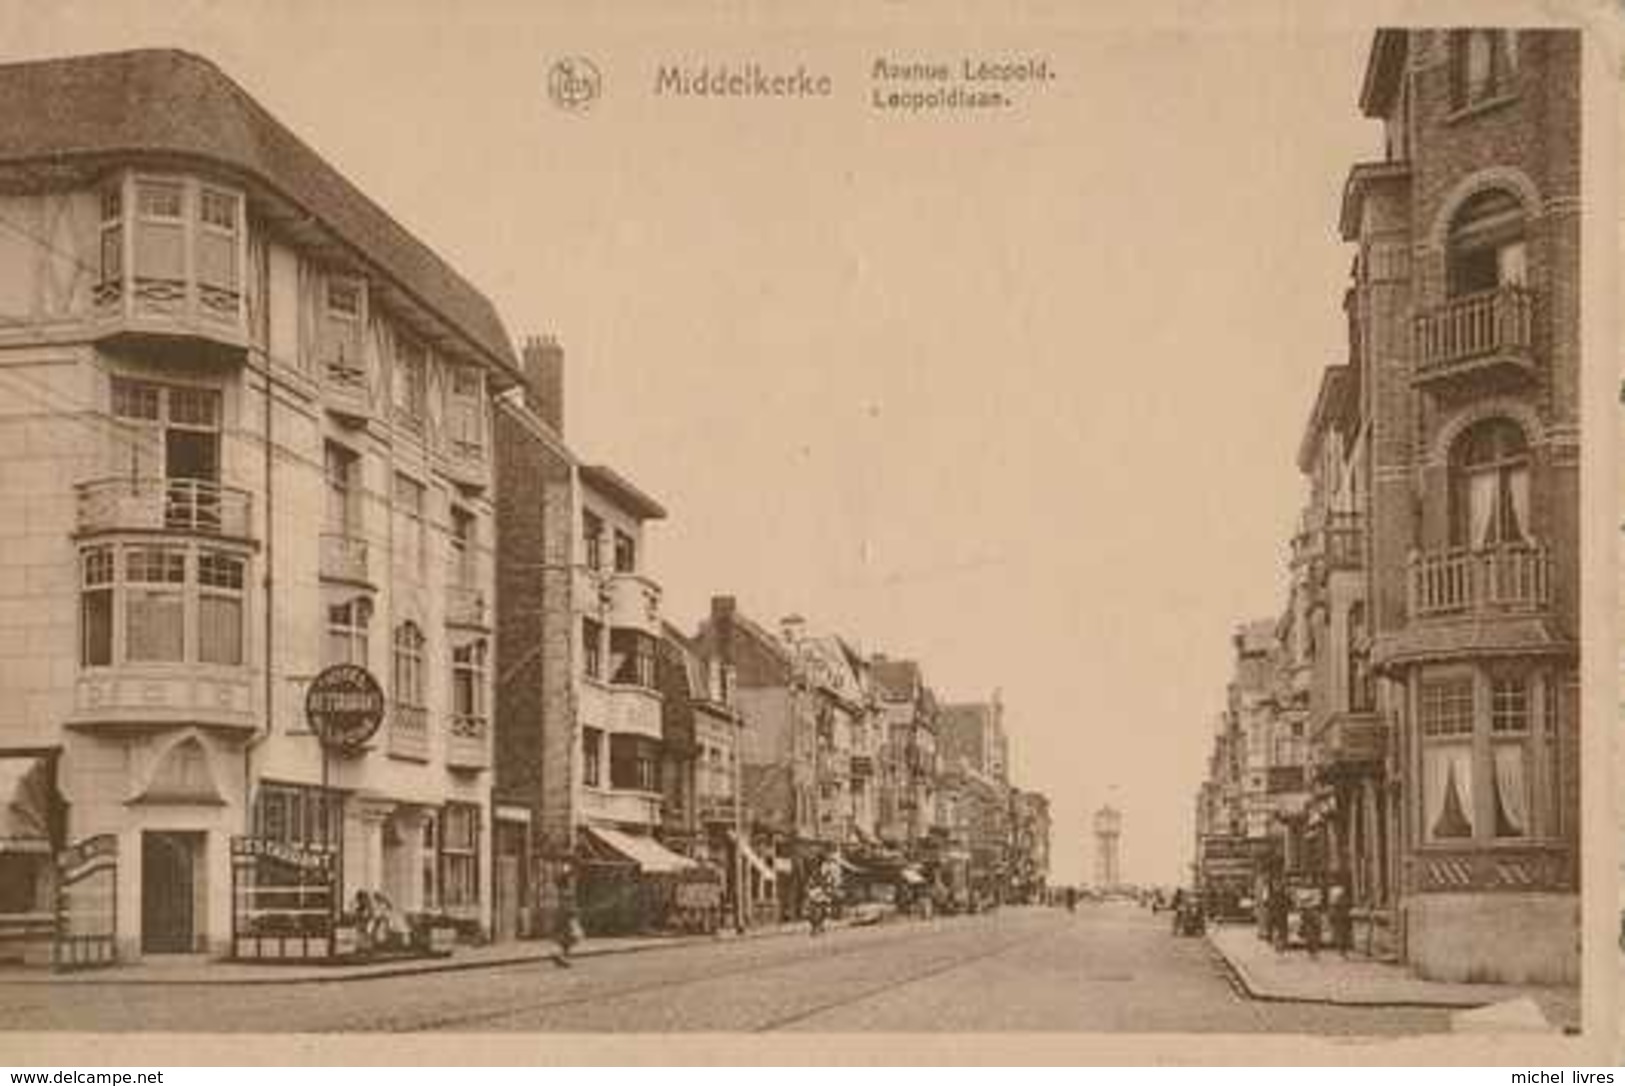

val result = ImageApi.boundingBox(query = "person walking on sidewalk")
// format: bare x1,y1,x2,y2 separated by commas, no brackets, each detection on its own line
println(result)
1301,888,1323,960
1267,882,1290,953
1329,880,1353,958
552,862,581,969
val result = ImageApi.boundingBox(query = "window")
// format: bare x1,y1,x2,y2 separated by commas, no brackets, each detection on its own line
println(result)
583,511,604,571
1446,188,1526,298
450,505,476,587
1347,602,1374,713
196,551,245,665
609,734,660,793
322,277,366,385
393,335,427,427
452,639,487,722
446,366,484,459
582,727,603,787
80,546,114,666
196,188,240,317
582,618,603,680
393,622,426,709
124,546,186,662
133,179,185,292
420,816,439,910
98,186,123,297
326,596,371,667
1489,676,1530,838
609,628,656,688
324,442,361,536
439,803,480,911
1420,676,1474,841
1450,419,1530,548
1452,30,1518,110
254,782,341,851
613,530,636,574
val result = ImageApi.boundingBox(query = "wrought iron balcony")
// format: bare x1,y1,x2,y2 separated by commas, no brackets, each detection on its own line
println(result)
76,477,253,539
1408,543,1550,619
1414,286,1536,386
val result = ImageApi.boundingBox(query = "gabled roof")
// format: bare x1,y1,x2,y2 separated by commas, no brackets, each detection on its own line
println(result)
0,49,518,376
581,464,667,520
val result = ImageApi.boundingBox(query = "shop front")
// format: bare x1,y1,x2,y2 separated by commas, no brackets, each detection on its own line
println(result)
577,823,721,935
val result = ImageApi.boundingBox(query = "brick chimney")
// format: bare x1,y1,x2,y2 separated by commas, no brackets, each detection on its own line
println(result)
520,334,565,435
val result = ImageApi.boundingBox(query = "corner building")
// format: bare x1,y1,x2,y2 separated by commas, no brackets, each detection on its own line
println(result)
0,50,515,962
1342,29,1579,982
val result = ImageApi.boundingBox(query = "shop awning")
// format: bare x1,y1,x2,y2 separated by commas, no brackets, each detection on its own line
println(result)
584,825,698,874
0,756,53,853
900,866,926,886
727,830,775,883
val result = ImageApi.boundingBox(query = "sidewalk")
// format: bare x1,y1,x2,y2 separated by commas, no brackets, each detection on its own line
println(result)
0,919,826,986
1206,923,1579,1031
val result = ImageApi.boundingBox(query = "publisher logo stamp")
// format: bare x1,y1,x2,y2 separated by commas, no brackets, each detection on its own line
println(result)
549,56,602,111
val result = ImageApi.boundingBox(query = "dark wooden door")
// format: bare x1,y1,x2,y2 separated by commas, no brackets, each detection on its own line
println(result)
141,832,196,953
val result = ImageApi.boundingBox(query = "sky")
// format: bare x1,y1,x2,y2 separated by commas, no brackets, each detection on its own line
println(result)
1,1,1386,886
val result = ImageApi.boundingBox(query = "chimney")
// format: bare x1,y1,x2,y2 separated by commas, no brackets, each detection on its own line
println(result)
520,334,565,435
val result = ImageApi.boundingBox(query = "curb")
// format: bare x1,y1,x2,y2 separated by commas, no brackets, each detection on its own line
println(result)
1202,931,1489,1011
0,920,834,987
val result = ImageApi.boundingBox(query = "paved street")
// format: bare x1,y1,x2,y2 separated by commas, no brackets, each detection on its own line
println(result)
0,904,1449,1034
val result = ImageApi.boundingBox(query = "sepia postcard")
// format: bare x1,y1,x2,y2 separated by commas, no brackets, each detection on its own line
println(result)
0,0,1619,1067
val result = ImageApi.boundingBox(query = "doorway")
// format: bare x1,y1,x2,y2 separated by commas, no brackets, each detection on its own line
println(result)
141,831,203,954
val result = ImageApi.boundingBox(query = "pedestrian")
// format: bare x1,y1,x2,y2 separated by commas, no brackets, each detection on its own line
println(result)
1329,881,1353,958
1268,883,1290,953
1301,888,1323,960
552,861,580,969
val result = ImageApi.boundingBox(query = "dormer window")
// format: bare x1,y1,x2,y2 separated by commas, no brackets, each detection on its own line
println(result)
446,365,484,460
1451,30,1518,111
393,335,428,428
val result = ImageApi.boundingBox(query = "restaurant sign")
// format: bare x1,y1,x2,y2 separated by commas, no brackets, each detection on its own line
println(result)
305,664,386,753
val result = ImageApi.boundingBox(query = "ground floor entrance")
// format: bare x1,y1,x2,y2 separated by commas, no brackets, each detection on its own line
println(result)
140,830,203,954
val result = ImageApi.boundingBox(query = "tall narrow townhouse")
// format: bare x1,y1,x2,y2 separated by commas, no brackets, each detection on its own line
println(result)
1343,29,1580,983
1294,366,1393,948
493,340,688,937
870,656,939,859
0,50,513,963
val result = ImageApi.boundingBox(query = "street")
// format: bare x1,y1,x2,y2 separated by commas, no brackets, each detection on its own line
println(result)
1,904,1449,1034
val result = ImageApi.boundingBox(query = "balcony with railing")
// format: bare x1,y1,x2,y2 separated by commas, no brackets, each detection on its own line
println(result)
1413,286,1536,386
76,477,254,539
319,532,370,586
446,713,489,771
1293,509,1365,579
1408,543,1551,619
387,703,429,761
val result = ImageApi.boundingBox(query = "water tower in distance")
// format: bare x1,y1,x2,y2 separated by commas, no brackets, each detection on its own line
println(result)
1093,805,1122,891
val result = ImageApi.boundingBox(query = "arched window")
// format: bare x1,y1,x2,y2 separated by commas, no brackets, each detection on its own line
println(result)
393,621,425,708
1449,419,1530,548
1446,188,1526,297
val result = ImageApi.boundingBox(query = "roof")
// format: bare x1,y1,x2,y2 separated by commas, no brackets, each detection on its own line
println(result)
1358,30,1408,119
1295,365,1356,473
870,658,922,700
0,49,518,376
581,464,667,520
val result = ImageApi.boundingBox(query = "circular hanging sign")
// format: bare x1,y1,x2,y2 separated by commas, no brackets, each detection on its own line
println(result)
305,664,385,753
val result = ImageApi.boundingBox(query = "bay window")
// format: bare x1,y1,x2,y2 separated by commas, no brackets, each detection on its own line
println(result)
79,543,249,669
1418,667,1566,847
609,627,656,688
92,173,246,328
